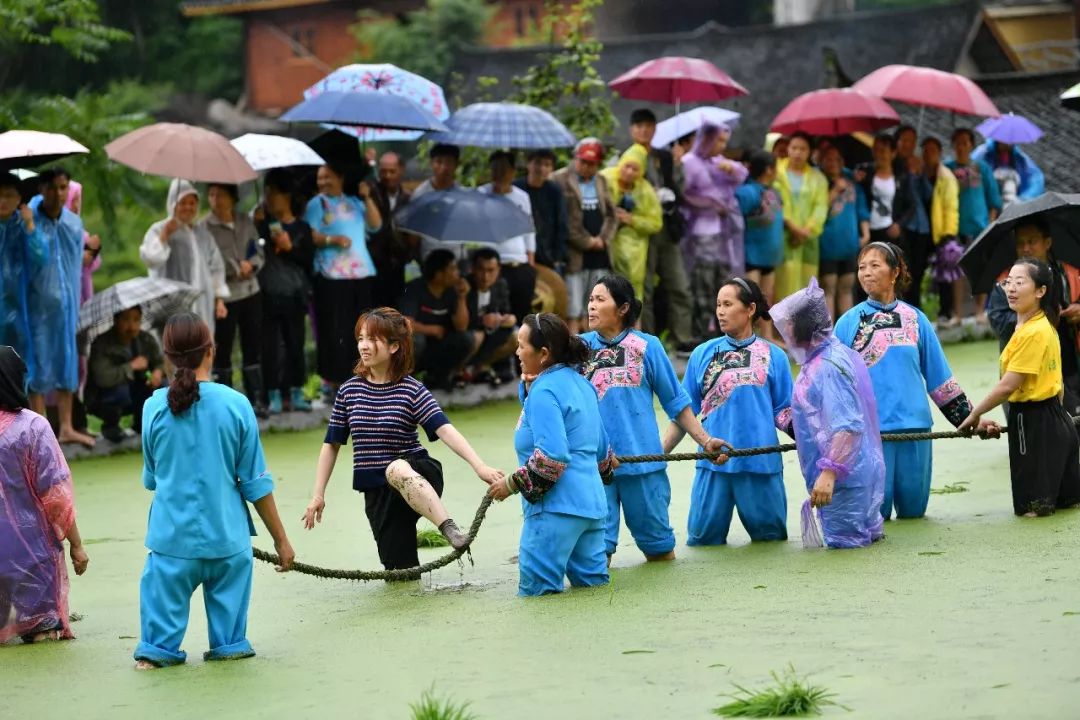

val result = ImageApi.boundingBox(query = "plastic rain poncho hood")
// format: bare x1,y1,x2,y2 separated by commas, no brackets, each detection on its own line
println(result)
680,122,747,270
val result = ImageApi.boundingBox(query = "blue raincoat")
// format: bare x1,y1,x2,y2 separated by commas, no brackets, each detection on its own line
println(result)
0,214,47,366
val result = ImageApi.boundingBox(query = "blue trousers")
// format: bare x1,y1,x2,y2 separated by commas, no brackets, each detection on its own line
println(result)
881,437,932,520
604,469,676,556
820,484,885,549
687,469,788,545
134,548,255,666
519,512,609,597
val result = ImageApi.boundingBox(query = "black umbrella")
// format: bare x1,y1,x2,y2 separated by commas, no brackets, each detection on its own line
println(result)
960,192,1080,294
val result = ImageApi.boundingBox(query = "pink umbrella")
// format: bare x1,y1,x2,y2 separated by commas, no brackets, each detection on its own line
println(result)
105,123,257,184
852,65,1000,117
770,88,900,136
608,56,749,104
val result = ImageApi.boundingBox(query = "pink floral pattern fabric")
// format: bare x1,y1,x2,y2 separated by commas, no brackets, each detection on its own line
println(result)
850,303,919,369
585,333,646,400
700,339,771,418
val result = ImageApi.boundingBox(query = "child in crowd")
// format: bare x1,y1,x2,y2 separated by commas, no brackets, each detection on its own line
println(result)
737,151,785,304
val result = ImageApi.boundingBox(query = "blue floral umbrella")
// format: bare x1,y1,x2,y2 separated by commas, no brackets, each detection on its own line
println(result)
426,103,576,149
304,63,450,141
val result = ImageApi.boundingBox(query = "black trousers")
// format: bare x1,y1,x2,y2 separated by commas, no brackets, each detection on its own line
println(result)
262,295,307,393
363,454,444,572
214,294,263,385
896,232,933,309
414,330,473,389
501,263,537,325
87,377,153,433
472,327,513,367
1008,398,1080,516
372,263,406,310
314,276,374,385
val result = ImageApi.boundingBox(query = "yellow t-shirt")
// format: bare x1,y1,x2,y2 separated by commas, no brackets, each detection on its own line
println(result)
1000,312,1062,403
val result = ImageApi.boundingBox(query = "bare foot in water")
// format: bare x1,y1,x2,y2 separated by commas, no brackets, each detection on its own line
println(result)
59,427,96,449
135,660,158,670
646,551,676,562
29,630,62,643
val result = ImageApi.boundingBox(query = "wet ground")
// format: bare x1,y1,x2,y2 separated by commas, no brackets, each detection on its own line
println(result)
5,341,1079,719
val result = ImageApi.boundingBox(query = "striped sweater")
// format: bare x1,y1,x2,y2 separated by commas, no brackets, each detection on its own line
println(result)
325,375,450,490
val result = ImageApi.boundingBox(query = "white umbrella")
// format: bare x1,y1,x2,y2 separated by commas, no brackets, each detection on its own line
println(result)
651,107,741,149
0,130,89,171
230,133,327,172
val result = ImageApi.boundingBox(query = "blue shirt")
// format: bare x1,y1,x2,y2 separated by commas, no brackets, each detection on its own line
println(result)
819,176,869,262
304,193,378,280
736,181,784,269
325,375,450,491
141,382,274,559
27,202,83,392
0,214,47,365
682,335,793,475
581,329,690,477
835,299,972,432
945,159,1002,238
513,365,609,520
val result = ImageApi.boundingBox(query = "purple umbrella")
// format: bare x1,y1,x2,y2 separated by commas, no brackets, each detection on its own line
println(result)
975,112,1043,144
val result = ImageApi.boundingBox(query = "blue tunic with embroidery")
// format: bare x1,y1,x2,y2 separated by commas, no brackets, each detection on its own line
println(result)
682,335,793,475
27,202,83,392
945,159,1002,239
513,365,610,521
580,329,691,478
736,181,785,269
834,299,972,431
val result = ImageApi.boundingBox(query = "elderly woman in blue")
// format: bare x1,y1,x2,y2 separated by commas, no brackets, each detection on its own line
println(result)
490,313,614,596
134,314,294,670
664,278,792,545
581,275,724,563
834,242,973,521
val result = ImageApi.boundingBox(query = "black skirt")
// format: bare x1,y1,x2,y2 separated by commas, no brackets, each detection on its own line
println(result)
363,454,444,573
1008,398,1080,516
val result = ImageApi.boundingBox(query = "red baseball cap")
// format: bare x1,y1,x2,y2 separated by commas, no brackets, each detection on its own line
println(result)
575,138,604,163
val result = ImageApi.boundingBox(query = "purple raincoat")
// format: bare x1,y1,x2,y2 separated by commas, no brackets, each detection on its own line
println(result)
772,279,885,548
0,409,77,642
680,123,748,273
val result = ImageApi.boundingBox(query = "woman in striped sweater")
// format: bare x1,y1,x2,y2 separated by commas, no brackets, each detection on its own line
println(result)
302,308,504,573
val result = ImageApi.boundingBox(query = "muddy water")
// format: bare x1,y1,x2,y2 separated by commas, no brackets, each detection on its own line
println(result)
4,341,1079,718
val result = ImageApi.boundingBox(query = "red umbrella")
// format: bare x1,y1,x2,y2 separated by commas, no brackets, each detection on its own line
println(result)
608,56,749,104
852,65,1000,117
105,123,257,184
770,88,900,136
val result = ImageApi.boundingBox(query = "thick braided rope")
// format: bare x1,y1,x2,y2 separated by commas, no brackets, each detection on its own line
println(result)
254,421,1044,580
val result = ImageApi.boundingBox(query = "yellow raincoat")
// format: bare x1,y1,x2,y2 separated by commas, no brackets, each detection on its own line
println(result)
600,144,662,298
929,163,959,245
774,158,828,300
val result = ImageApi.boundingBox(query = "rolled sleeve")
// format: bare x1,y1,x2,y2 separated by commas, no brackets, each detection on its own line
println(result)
236,406,274,503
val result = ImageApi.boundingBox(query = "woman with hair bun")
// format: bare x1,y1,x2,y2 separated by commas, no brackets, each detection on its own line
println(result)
134,313,294,669
664,277,793,545
834,242,974,522
489,313,615,595
581,275,725,563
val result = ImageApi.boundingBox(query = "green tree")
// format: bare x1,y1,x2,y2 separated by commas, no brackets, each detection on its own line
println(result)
0,0,129,61
351,0,492,83
508,0,616,151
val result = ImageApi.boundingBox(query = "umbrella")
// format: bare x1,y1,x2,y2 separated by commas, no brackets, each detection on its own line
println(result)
280,91,448,133
975,112,1043,145
230,134,326,171
0,130,89,172
1062,82,1080,111
105,123,257,184
852,65,1000,117
608,57,749,104
651,107,741,149
78,278,202,345
425,103,576,149
960,192,1080,294
770,88,900,136
394,189,534,247
304,63,450,141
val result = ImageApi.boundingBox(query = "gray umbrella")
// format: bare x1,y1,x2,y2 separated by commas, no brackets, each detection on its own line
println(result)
393,188,534,248
78,278,201,345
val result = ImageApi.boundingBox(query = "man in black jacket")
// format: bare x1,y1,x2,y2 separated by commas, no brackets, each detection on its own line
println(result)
465,247,517,384
630,109,694,353
369,151,412,308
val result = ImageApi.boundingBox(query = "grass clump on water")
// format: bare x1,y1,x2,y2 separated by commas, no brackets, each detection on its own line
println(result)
930,481,970,495
410,687,477,720
416,528,450,548
713,666,842,717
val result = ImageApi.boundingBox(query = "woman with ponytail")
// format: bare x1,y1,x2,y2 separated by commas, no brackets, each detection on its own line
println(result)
834,242,974,522
134,313,294,669
664,278,793,545
581,275,726,564
488,313,614,595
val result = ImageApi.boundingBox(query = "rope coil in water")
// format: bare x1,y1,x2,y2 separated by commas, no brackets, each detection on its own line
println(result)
253,423,1029,581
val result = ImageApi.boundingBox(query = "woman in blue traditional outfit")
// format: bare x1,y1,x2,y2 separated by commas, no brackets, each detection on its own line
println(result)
0,346,88,645
664,278,792,545
134,314,294,669
771,279,886,548
834,242,973,521
581,275,725,562
489,313,616,596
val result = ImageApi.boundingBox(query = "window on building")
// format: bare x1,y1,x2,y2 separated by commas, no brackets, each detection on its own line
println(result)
515,6,525,37
290,26,316,56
